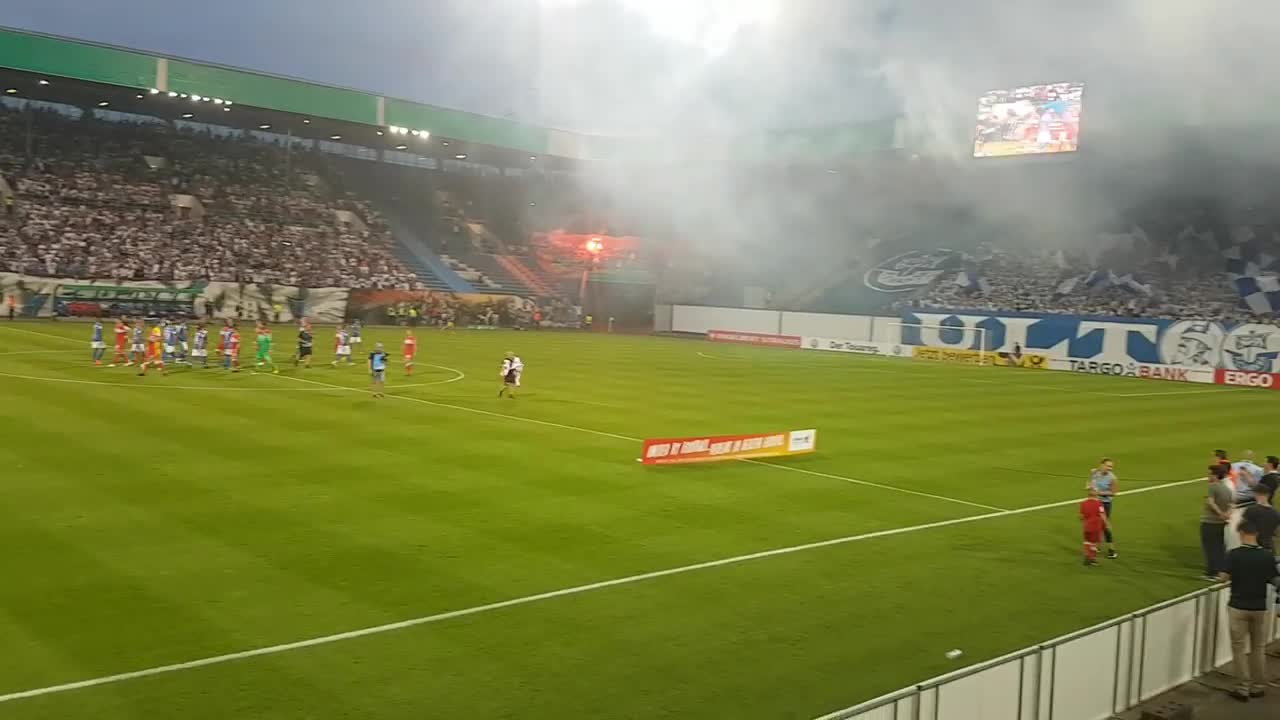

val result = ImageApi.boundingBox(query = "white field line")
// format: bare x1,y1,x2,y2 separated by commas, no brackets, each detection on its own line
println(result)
0,475,1201,705
740,459,1008,512
269,372,1008,511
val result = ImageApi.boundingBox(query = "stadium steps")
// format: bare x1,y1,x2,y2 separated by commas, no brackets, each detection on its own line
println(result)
382,215,477,293
440,254,529,296
495,255,553,296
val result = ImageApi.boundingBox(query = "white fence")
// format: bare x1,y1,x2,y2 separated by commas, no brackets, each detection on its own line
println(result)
815,585,1279,720
660,305,901,343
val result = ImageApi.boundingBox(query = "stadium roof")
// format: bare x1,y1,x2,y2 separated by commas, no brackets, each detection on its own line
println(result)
0,25,902,165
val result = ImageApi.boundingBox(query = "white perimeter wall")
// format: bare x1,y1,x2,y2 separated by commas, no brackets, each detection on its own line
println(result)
669,305,899,344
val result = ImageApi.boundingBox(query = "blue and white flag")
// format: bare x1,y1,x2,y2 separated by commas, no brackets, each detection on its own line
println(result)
1220,225,1280,315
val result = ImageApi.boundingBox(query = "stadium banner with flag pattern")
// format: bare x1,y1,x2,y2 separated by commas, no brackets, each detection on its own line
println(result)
641,429,817,465
0,273,348,323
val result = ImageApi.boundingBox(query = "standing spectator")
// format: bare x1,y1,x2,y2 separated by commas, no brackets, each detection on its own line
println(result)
1243,483,1280,553
1260,456,1280,505
1202,464,1234,581
4,194,14,218
1220,519,1278,702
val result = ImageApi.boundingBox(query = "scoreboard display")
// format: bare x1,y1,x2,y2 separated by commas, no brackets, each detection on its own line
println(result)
973,82,1084,158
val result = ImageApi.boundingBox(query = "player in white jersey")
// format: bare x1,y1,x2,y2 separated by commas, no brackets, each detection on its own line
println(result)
332,325,354,366
191,324,210,367
498,352,523,398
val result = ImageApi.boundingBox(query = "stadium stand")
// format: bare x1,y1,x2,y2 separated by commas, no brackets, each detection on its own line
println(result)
0,103,424,289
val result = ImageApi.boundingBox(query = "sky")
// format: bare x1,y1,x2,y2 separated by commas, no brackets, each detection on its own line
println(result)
0,0,899,134
6,1,1280,157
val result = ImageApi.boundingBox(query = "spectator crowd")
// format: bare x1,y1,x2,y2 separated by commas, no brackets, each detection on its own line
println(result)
0,104,422,289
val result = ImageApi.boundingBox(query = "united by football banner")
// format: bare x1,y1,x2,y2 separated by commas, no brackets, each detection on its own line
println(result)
641,429,817,465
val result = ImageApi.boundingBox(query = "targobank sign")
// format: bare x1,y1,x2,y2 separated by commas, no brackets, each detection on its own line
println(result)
900,310,1280,372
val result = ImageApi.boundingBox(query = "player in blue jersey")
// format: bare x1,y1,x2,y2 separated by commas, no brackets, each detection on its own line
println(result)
1086,458,1119,559
350,319,363,348
162,321,179,365
368,341,389,398
128,320,146,366
89,319,106,366
218,320,233,359
175,320,189,364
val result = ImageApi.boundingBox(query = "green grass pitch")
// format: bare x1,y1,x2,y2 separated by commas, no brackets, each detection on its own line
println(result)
0,321,1269,719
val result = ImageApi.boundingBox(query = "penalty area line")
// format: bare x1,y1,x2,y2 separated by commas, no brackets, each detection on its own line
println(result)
0,476,1201,706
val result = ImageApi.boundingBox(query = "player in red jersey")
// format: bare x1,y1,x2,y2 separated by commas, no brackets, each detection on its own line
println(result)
1080,488,1111,567
225,326,242,372
110,317,130,367
403,329,417,376
137,327,166,376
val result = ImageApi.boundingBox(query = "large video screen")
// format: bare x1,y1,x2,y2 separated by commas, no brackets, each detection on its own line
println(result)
973,82,1083,158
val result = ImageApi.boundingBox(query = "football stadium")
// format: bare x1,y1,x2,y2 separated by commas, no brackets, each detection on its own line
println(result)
1,3,1279,719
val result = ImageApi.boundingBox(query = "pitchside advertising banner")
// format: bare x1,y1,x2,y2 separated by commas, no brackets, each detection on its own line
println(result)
641,429,817,465
1215,369,1280,389
707,330,802,348
899,310,1280,373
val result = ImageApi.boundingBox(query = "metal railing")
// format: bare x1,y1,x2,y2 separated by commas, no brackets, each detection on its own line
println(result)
815,584,1279,720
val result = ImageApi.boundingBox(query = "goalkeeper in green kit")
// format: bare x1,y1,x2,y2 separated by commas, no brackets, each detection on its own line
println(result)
255,321,278,373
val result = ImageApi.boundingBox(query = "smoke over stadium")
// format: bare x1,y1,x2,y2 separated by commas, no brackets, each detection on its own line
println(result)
0,2,1278,718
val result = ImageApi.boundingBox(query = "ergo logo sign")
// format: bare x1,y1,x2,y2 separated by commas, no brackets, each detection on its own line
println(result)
1216,369,1279,388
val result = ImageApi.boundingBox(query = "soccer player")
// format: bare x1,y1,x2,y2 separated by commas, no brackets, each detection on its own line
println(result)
110,317,130,366
332,324,353,367
218,319,232,359
1086,458,1118,559
192,323,209,367
162,320,178,365
350,319,363,347
295,323,313,368
498,352,523,399
138,326,165,376
89,319,106,365
403,329,417,376
128,320,146,366
1080,487,1110,567
175,320,189,364
224,324,241,372
369,341,389,398
255,322,277,373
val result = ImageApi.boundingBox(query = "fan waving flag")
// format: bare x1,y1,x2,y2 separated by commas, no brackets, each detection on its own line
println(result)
1221,227,1280,315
